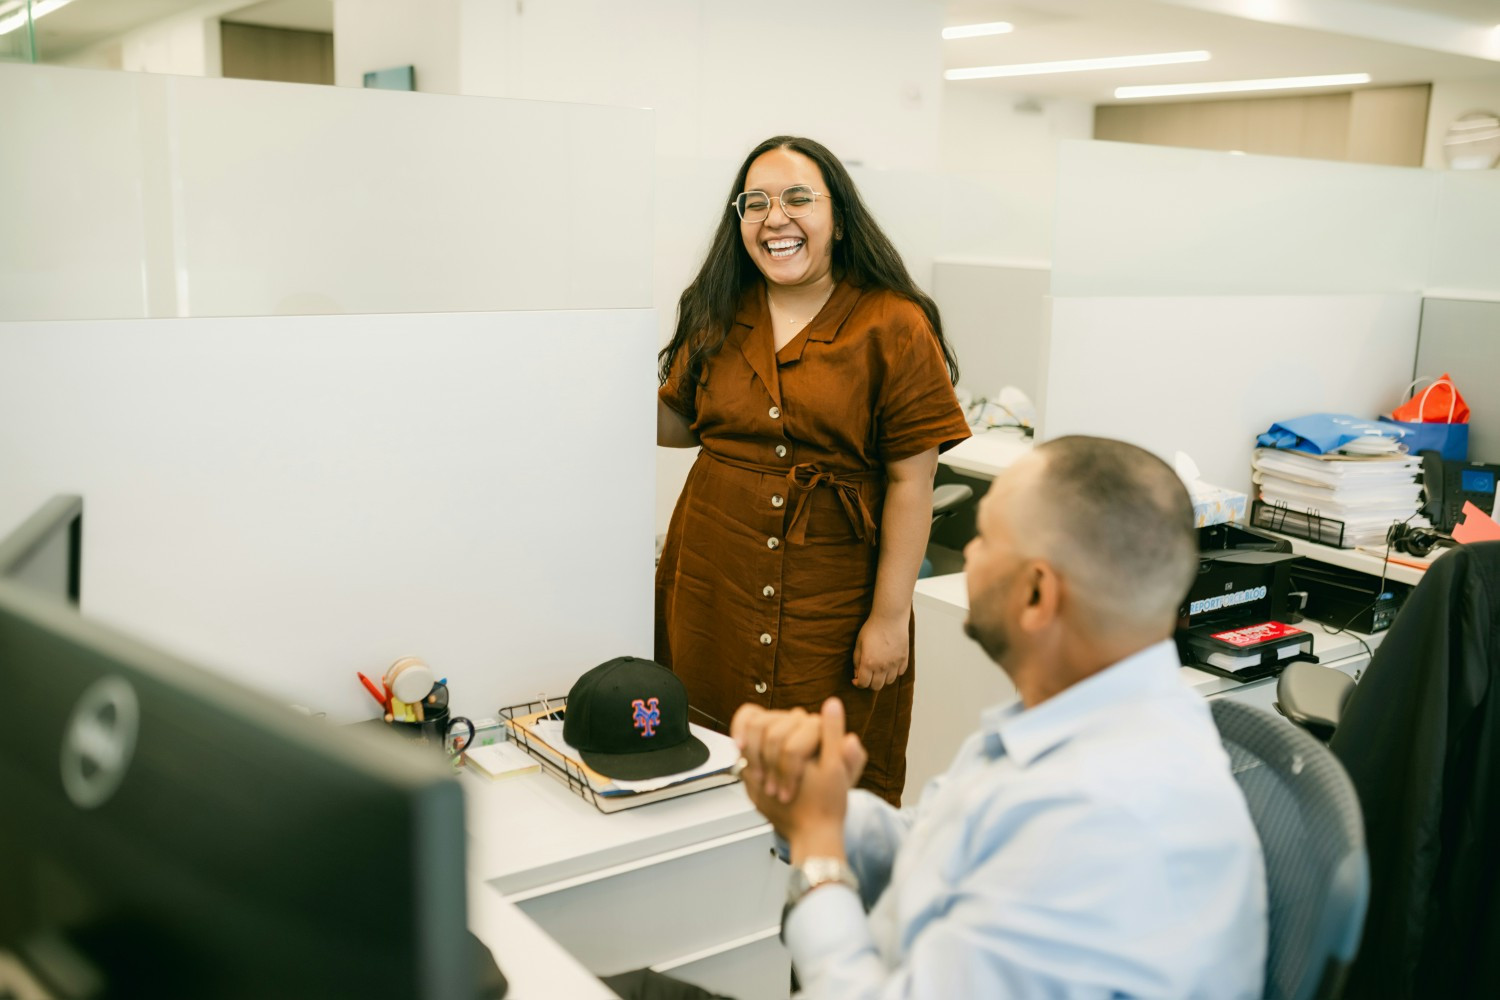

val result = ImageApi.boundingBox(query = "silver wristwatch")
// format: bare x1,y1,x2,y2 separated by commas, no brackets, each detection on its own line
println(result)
786,856,860,909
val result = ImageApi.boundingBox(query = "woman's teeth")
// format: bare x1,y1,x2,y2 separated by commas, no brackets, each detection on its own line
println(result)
767,239,803,259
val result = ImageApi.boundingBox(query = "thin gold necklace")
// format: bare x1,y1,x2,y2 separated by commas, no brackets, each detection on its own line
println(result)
770,286,834,328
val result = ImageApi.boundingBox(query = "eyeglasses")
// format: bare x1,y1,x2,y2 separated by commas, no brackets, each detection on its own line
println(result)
732,185,831,223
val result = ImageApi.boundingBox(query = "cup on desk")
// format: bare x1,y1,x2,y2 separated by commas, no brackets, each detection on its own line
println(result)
389,706,475,756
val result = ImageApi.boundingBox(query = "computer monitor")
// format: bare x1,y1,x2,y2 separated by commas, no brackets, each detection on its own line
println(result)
0,494,82,605
0,542,481,997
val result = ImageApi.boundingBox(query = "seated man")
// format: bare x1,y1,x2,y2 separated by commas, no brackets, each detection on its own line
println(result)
733,435,1267,999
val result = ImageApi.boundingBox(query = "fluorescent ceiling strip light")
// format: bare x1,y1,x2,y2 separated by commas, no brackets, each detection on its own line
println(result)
946,50,1210,81
943,22,1014,40
1116,73,1372,99
0,0,76,37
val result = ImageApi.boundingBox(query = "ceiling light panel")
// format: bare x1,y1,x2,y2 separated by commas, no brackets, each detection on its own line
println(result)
1115,73,1373,99
943,22,1015,40
946,50,1211,81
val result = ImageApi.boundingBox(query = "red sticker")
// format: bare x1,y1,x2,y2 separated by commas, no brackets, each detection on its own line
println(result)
1210,621,1306,647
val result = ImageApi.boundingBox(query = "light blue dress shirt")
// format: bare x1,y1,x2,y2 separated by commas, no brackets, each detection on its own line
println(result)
784,640,1267,999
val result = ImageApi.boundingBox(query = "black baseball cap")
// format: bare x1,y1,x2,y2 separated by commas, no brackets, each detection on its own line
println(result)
563,656,710,780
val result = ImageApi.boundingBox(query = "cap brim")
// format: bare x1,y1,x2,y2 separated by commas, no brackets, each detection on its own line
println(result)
578,733,711,781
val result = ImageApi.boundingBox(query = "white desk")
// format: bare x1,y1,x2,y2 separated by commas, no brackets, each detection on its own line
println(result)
464,768,790,1000
908,571,1383,802
939,427,1034,480
1266,531,1433,587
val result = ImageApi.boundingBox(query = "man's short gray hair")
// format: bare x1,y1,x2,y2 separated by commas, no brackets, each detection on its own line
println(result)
1015,436,1198,632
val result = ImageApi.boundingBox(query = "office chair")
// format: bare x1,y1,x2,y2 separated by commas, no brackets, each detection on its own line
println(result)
918,482,975,579
1274,664,1354,743
1210,700,1369,1000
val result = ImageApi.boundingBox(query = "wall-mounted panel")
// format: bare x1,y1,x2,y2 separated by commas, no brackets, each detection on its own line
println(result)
0,309,657,721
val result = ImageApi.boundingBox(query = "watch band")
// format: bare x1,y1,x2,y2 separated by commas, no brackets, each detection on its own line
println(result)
785,855,860,909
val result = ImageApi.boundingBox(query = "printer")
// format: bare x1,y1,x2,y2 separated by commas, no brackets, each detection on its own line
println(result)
1175,523,1317,682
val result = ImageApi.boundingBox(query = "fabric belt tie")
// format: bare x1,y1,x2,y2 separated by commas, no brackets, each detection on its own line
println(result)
706,452,879,546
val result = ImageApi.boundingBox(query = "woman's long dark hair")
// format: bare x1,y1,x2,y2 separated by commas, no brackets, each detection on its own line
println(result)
658,135,959,389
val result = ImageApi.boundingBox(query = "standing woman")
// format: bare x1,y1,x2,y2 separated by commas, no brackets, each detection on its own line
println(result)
655,136,969,805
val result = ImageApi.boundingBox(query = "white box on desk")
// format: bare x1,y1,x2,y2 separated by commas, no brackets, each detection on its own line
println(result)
1190,483,1248,527
1175,451,1247,527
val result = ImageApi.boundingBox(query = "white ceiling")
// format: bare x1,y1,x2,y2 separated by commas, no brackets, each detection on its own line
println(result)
26,0,331,57
221,0,332,33
25,0,204,55
1370,0,1499,23
940,0,1500,102
22,0,1500,104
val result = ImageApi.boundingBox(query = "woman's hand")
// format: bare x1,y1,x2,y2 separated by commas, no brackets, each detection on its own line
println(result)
853,612,909,691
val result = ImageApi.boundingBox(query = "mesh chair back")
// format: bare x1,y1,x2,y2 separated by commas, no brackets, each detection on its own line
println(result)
1210,700,1368,1000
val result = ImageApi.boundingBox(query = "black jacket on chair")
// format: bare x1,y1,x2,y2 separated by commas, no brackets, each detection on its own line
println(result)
1330,541,1500,999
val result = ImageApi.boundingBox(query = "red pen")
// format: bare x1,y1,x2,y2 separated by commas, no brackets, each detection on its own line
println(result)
357,672,390,709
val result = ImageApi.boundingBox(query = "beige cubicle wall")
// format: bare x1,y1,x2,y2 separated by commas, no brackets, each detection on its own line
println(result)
1094,84,1430,167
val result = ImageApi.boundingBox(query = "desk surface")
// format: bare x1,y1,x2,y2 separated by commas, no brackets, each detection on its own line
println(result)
939,427,1033,480
1267,531,1435,587
462,766,766,894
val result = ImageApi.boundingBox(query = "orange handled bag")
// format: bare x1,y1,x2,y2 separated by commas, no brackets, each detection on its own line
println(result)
1379,374,1470,460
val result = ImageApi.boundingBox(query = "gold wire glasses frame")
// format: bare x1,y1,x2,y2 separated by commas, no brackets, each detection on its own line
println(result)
732,185,832,223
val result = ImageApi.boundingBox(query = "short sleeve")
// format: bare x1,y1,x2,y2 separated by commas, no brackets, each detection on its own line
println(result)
658,344,698,422
876,309,971,462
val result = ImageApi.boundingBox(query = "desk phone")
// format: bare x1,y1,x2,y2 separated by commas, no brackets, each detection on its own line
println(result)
1422,451,1499,532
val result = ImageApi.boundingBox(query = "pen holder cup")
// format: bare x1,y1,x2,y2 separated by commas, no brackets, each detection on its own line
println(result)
387,707,475,756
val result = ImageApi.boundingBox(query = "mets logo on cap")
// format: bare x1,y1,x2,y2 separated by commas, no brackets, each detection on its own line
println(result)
632,697,660,737
563,656,710,780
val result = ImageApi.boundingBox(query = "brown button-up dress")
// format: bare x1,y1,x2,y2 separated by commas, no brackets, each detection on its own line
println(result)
655,281,970,805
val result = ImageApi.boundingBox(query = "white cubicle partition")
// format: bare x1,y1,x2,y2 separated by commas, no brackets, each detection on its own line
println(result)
0,63,653,320
1428,171,1500,299
1044,294,1420,493
1040,141,1448,487
0,309,656,722
931,258,1050,406
1051,140,1436,298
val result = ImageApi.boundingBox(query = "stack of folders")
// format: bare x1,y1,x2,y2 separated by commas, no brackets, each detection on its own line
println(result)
1252,447,1431,548
504,707,741,813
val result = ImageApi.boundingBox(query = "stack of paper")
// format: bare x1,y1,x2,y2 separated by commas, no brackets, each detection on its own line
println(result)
1252,448,1431,548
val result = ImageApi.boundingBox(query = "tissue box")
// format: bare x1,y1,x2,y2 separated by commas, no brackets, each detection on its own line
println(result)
1189,483,1248,528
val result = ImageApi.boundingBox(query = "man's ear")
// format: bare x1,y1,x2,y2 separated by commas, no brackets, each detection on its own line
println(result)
1018,560,1061,632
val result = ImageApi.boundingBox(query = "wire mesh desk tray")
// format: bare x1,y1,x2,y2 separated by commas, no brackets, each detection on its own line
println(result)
1251,499,1348,548
499,696,604,808
497,697,739,814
